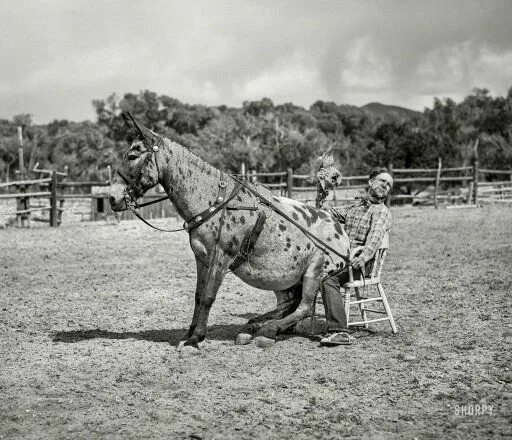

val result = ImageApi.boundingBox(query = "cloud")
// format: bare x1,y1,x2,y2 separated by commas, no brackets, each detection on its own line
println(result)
416,41,512,101
340,35,394,92
1,0,511,121
236,51,320,106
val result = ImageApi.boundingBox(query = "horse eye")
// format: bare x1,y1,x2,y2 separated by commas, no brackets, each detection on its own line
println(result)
128,153,139,160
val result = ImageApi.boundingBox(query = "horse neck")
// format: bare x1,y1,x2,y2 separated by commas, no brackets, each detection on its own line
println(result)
158,138,222,220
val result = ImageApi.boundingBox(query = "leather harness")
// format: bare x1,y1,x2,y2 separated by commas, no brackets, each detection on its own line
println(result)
116,137,266,270
117,136,350,272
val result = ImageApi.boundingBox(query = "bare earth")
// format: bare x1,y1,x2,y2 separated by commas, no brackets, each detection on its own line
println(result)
1,206,511,439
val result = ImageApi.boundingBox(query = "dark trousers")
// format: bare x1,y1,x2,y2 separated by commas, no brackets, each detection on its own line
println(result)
321,264,373,332
320,270,351,333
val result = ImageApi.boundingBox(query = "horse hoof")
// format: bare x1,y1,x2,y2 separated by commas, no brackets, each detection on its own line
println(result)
177,341,186,352
235,333,252,345
254,336,275,349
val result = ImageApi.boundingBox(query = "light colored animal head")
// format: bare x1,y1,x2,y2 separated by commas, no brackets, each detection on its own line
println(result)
109,114,161,211
307,151,342,190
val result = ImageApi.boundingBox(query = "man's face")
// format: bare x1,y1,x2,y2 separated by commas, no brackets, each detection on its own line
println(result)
369,172,393,199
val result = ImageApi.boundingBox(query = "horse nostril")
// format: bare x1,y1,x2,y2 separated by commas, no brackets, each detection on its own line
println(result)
109,196,116,205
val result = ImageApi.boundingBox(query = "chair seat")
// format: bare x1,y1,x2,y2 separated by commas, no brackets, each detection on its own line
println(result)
342,277,381,288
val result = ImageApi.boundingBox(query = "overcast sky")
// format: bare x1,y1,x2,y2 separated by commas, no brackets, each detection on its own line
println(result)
1,0,511,123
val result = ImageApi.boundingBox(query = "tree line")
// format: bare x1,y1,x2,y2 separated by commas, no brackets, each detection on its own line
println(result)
1,87,511,183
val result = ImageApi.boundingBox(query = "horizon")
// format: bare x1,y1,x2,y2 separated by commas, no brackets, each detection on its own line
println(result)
2,0,511,124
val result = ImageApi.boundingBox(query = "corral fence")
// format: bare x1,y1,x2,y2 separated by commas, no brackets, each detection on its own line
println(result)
236,162,512,208
0,168,175,228
1,163,511,228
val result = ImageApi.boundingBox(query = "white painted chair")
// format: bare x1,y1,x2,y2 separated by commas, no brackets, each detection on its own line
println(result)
343,232,397,333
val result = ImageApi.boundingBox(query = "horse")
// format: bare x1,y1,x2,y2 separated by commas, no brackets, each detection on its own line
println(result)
108,114,350,350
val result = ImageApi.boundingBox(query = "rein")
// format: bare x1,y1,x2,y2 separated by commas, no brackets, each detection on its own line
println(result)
116,131,349,264
231,176,350,264
117,137,245,234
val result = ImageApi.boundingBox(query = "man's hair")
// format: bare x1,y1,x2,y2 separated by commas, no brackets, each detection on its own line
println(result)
369,168,392,181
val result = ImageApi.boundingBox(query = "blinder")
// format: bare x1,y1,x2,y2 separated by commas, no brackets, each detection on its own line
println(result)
117,136,163,209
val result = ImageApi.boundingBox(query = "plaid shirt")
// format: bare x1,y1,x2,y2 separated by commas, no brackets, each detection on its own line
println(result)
330,199,392,264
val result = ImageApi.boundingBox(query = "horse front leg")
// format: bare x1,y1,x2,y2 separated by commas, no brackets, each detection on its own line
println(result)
254,255,323,348
182,256,209,341
183,251,230,349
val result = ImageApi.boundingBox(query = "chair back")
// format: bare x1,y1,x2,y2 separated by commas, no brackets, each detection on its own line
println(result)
379,232,389,250
370,232,389,279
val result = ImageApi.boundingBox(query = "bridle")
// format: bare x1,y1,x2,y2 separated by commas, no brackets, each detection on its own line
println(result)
115,134,248,234
117,135,167,211
114,121,350,265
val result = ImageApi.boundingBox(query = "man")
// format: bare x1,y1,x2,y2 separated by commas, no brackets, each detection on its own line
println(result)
320,168,393,346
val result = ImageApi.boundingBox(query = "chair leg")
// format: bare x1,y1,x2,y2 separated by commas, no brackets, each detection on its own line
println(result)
310,290,317,334
355,287,369,329
377,283,397,334
343,288,351,329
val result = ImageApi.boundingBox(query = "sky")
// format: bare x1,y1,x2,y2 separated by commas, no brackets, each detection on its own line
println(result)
1,0,512,123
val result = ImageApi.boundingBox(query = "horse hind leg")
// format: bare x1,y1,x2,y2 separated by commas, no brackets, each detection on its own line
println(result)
253,255,323,347
235,284,302,345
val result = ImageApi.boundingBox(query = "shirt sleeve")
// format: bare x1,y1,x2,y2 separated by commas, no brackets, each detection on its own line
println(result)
358,207,392,263
330,205,350,223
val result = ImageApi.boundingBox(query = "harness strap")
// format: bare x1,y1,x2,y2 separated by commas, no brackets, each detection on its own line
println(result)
232,176,350,264
183,179,243,232
129,208,188,233
136,195,171,208
229,209,267,272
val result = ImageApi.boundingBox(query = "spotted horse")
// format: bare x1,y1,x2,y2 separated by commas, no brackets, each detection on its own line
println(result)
109,114,350,350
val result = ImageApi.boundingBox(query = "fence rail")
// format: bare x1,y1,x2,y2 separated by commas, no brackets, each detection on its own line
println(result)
2,162,512,228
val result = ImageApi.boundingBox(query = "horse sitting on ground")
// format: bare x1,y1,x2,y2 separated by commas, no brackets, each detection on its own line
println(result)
108,114,349,350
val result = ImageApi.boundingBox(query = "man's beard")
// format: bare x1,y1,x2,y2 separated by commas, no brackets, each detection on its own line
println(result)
369,185,389,201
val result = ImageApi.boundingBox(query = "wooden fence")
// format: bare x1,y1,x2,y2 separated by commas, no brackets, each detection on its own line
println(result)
476,169,512,204
1,162,511,228
0,170,176,228
238,163,512,208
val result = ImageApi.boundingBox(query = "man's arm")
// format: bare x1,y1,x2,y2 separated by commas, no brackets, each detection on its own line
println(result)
352,208,391,268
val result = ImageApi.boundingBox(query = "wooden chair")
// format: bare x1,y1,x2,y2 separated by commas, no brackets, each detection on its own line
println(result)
343,232,397,333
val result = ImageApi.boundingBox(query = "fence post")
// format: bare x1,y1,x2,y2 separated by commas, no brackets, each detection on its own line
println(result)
467,181,474,205
472,139,479,205
50,170,58,227
385,163,393,207
434,157,442,209
287,168,293,199
17,127,25,177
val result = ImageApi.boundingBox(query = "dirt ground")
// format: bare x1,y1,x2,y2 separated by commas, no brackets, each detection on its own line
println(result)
1,205,511,439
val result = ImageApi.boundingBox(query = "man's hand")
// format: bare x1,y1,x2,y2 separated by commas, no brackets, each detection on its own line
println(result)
351,256,365,271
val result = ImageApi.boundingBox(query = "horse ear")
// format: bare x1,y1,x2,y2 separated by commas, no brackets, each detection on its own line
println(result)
124,112,156,142
122,112,144,138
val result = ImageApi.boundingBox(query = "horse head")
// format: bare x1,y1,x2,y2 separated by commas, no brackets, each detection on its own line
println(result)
109,113,162,212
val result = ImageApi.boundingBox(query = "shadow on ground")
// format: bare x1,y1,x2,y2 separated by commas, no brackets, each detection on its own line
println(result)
51,324,243,344
50,323,375,345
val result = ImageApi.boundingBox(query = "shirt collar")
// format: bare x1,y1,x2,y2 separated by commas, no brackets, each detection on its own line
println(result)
355,195,385,205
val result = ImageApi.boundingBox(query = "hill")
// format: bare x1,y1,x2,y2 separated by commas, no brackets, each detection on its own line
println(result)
362,102,422,120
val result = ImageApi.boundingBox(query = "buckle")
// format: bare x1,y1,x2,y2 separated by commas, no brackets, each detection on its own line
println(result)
219,181,227,188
